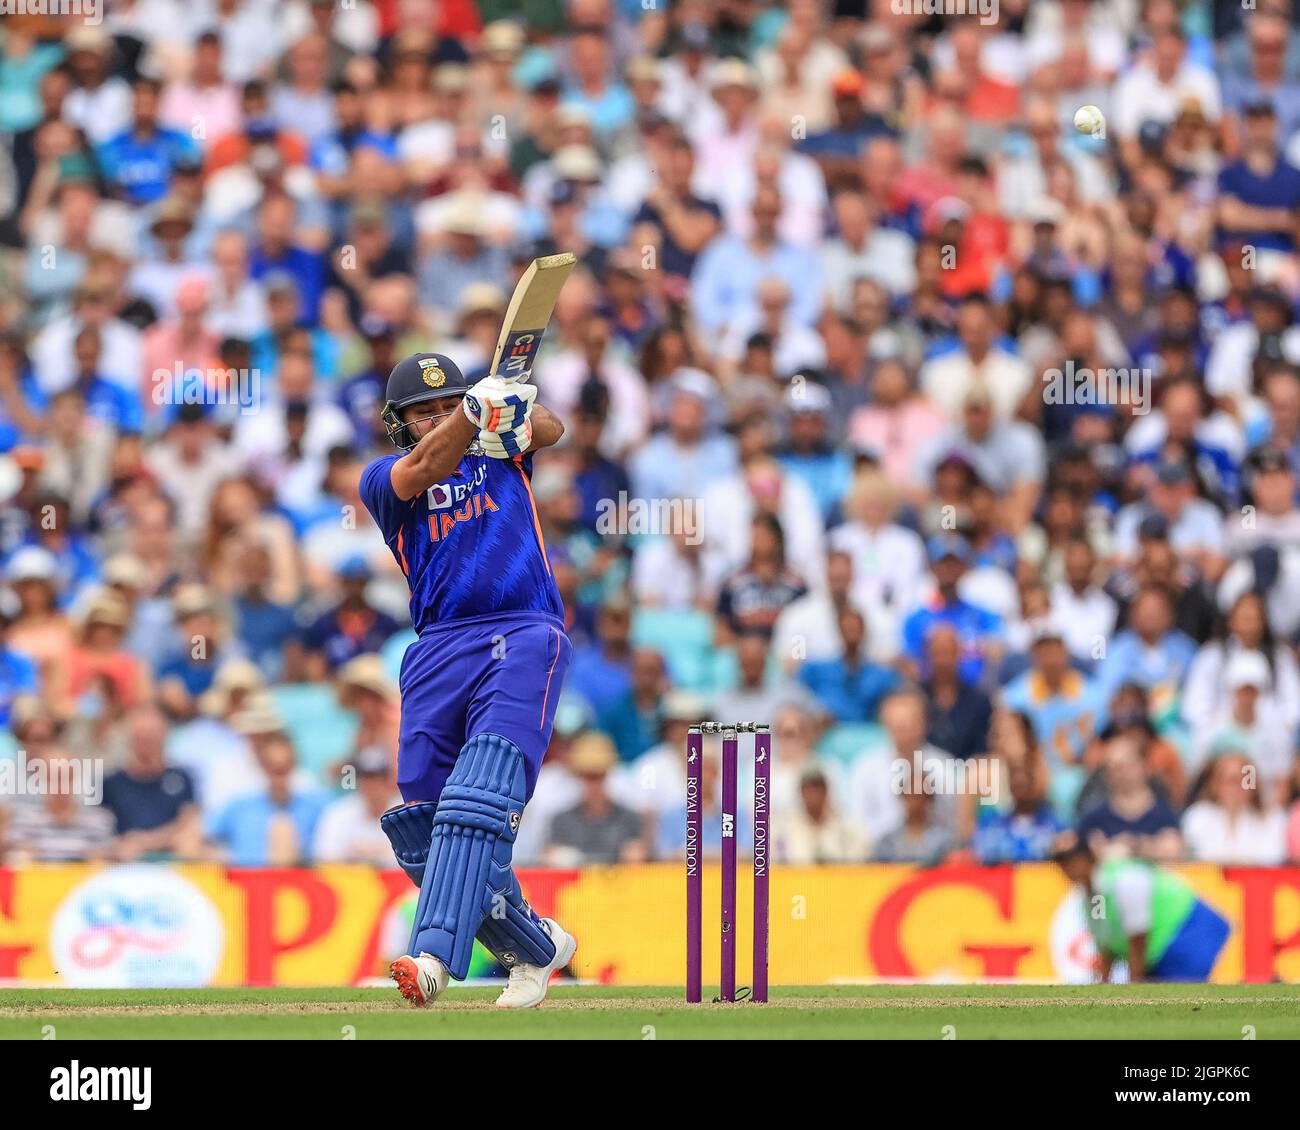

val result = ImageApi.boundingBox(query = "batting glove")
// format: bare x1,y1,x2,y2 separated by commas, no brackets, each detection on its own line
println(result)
463,376,537,434
478,418,533,459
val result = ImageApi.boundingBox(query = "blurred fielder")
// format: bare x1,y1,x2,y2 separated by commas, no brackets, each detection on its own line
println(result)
1052,831,1230,983
361,350,575,1009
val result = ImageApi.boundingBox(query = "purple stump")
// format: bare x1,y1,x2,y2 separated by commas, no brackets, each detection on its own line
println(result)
752,728,771,1003
720,730,738,1002
685,727,703,1002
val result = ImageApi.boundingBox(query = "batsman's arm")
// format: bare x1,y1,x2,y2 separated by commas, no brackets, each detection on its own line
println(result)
529,402,564,450
390,408,478,500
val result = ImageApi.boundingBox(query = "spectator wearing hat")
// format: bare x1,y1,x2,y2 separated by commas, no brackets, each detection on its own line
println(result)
331,653,399,773
775,381,852,524
1003,619,1104,778
415,197,509,324
1184,590,1300,748
5,545,71,672
901,535,1002,686
312,746,401,864
1228,444,1300,554
1113,456,1226,567
62,25,131,146
102,704,200,859
1191,650,1294,806
1182,750,1287,865
205,731,328,866
543,732,646,865
129,196,199,319
58,589,149,718
167,659,266,811
156,583,245,719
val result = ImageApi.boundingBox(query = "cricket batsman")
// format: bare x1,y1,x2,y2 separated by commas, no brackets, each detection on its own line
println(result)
361,349,575,1009
1052,832,1230,983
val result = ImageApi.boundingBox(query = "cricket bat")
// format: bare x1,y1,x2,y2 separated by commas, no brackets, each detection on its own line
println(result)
488,252,577,383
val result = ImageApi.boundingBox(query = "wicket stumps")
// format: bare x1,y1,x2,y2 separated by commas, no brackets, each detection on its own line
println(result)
686,722,770,1003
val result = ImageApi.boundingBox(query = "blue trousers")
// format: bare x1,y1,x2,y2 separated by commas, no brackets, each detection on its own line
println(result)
1149,901,1230,982
397,612,571,806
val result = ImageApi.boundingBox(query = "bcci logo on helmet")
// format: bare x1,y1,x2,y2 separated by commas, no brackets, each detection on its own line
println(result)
418,357,446,388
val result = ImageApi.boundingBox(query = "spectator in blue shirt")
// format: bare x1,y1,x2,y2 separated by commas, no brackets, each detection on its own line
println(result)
562,29,636,139
691,184,824,333
97,77,201,205
250,193,328,326
0,603,39,727
102,705,198,855
800,606,899,724
1217,100,1300,252
1094,585,1198,707
567,597,634,716
973,759,1065,863
205,733,329,866
26,326,144,434
902,535,1003,685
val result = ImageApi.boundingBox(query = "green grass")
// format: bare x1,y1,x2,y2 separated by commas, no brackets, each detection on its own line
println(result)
1,984,1297,1040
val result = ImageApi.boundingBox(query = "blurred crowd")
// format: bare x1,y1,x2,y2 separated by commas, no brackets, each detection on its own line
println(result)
2,0,1300,872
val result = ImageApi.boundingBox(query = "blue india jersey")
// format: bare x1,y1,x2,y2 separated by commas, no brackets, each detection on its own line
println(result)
360,451,563,633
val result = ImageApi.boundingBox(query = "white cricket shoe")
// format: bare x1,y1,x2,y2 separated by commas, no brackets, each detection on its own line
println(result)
390,952,449,1008
494,919,577,1009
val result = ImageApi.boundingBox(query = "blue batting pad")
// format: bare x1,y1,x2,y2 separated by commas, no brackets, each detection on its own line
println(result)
380,800,438,887
408,732,555,978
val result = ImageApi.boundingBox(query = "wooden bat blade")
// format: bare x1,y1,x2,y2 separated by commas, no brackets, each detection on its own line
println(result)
489,252,577,381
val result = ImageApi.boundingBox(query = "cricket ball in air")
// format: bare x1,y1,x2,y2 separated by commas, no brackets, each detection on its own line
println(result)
1073,105,1104,135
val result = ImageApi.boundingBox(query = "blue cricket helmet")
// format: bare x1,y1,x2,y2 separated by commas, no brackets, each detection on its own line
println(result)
381,352,469,450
